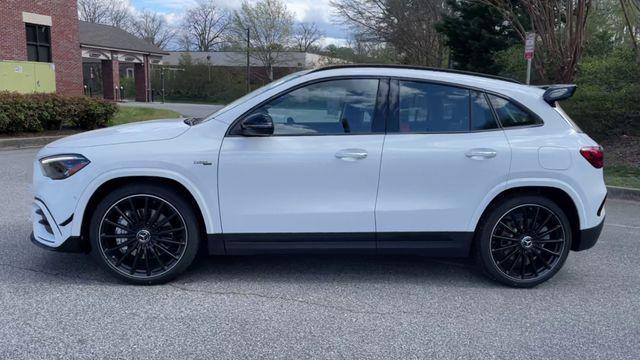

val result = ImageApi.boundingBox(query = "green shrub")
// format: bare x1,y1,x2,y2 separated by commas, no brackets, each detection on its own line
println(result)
150,60,248,104
119,76,137,100
558,48,640,140
0,92,118,134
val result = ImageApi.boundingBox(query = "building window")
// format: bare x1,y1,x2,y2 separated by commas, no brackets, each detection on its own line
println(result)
25,23,51,62
126,68,134,78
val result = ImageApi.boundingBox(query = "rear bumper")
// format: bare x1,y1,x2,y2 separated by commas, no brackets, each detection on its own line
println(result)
573,217,605,251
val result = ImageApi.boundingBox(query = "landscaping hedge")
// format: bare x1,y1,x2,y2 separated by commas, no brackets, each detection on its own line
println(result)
0,92,118,134
561,48,640,141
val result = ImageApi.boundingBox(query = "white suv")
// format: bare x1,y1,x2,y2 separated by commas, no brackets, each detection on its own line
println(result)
31,65,606,287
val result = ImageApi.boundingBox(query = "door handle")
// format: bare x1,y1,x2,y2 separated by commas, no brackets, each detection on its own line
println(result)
335,148,368,161
465,148,497,160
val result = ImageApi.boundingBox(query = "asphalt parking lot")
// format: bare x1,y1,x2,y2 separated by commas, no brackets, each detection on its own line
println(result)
1,147,639,359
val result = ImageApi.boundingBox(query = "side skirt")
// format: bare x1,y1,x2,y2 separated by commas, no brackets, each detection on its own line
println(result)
207,232,474,257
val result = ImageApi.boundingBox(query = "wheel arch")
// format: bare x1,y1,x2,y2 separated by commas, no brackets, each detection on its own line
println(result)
72,171,216,250
472,185,583,251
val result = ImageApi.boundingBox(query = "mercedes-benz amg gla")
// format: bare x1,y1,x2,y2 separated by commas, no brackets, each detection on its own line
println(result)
31,65,606,287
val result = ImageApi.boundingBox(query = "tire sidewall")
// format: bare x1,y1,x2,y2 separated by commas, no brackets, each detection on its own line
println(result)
476,195,572,288
89,183,201,285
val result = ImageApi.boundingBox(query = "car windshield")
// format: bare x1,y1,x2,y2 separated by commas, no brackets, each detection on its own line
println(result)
202,70,312,122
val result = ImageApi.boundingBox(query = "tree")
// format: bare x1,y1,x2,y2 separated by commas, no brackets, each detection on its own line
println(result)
436,0,520,74
583,0,626,58
77,0,132,29
175,31,193,51
232,0,294,81
479,0,593,83
131,10,175,49
331,0,447,66
293,22,323,52
620,0,640,62
182,0,230,52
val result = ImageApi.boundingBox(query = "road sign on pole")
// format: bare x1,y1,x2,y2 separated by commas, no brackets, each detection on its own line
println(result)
524,32,535,85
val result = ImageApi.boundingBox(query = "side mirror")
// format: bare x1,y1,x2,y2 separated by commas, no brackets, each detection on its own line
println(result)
239,113,274,136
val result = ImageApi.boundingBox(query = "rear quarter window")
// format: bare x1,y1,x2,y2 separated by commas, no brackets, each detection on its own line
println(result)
487,94,542,128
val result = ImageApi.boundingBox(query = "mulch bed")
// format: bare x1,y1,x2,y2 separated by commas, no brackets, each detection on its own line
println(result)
600,135,640,167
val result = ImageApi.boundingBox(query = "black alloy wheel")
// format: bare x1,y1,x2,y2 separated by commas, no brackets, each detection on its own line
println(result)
90,184,200,284
476,196,572,287
490,204,566,280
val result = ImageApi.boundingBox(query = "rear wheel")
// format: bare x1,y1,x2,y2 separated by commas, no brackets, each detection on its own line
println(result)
89,184,201,284
475,195,572,288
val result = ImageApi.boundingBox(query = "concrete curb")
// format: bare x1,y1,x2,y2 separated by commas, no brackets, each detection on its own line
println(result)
607,186,640,201
0,135,66,150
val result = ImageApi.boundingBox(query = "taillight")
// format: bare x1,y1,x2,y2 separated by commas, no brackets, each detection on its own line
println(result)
580,146,603,168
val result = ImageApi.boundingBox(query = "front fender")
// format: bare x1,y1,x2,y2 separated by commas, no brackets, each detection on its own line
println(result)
70,168,219,237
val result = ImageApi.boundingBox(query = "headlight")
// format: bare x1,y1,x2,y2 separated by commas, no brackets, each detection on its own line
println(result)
39,154,91,180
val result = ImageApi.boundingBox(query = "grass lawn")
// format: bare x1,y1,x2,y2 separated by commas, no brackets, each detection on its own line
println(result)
110,106,182,126
604,165,640,189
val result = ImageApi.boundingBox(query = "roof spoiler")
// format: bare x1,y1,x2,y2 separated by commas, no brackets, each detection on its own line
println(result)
538,84,577,105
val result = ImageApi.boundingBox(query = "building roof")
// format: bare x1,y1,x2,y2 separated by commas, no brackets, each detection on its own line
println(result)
163,51,343,68
78,21,168,55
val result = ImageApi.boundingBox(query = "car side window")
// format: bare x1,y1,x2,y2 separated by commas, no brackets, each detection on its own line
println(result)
487,94,541,128
248,79,379,135
471,90,499,130
398,81,469,133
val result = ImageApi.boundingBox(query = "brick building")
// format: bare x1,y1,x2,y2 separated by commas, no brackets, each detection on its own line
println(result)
0,0,83,95
0,1,165,101
78,21,166,102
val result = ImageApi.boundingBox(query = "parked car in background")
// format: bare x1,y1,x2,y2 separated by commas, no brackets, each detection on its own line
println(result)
31,65,606,287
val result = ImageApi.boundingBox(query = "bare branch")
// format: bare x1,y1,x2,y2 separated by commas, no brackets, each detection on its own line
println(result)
294,22,323,52
330,0,446,66
479,0,593,83
231,0,294,80
77,0,132,30
131,10,175,49
182,0,230,52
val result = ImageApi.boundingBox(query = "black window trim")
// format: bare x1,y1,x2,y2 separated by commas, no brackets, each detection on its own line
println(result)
385,76,544,135
25,23,52,63
226,75,389,137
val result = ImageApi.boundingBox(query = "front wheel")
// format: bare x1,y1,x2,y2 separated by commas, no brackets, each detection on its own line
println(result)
475,195,572,288
89,184,201,284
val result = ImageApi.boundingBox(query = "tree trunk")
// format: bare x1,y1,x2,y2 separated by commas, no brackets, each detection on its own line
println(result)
620,0,640,64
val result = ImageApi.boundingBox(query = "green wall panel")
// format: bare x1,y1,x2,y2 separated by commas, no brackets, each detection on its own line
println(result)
0,61,56,93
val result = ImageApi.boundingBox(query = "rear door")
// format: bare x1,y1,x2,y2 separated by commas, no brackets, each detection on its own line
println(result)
218,78,388,252
375,80,511,253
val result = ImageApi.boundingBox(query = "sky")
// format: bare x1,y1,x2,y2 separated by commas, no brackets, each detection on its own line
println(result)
128,0,351,47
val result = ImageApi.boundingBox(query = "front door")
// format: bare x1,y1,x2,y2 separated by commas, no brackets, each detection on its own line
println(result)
218,78,386,252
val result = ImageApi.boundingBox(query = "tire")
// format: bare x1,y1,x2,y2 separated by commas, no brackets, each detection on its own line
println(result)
475,195,572,288
89,183,201,285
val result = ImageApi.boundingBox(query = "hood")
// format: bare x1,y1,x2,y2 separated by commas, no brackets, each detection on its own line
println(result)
47,118,190,148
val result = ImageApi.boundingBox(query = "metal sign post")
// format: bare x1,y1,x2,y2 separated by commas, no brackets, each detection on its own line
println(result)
246,28,251,94
524,33,535,85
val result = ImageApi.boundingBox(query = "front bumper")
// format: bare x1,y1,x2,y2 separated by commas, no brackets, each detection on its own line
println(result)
573,217,605,251
31,198,87,252
30,232,86,253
